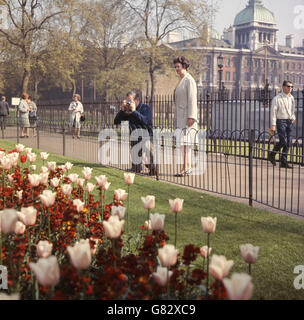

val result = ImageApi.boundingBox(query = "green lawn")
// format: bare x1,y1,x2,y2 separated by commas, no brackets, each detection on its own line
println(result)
1,139,304,300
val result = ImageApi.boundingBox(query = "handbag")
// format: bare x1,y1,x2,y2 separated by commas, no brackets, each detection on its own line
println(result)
29,111,37,121
80,114,85,122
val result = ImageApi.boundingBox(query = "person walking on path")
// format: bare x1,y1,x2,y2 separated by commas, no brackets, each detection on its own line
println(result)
268,80,296,169
28,95,38,137
18,93,30,138
0,96,10,132
68,94,84,139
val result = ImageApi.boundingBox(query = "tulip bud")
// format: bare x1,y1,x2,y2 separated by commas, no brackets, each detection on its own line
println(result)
27,152,37,163
82,167,93,180
73,199,84,213
39,190,56,207
0,209,18,234
50,177,60,188
40,152,49,161
169,198,184,213
14,221,26,234
141,195,155,210
67,239,92,270
209,254,234,281
158,244,179,267
150,213,165,231
47,162,56,172
30,165,36,171
15,144,25,153
85,183,95,193
111,206,126,220
114,189,128,201
240,244,260,264
124,173,135,185
40,166,49,174
36,240,53,258
201,217,217,234
223,273,253,300
153,267,173,287
64,162,73,171
18,207,37,226
29,256,60,287
68,173,79,183
103,215,125,239
61,184,72,196
28,174,40,187
200,246,212,259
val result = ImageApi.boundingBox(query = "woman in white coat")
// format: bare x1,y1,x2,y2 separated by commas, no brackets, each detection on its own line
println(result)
68,94,84,139
173,56,198,177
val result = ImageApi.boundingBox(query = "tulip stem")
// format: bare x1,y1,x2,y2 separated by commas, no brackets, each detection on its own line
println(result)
174,212,177,248
127,185,130,233
248,263,252,275
206,233,210,298
35,279,39,300
99,189,103,222
167,268,170,300
47,208,51,240
27,227,32,264
202,258,205,273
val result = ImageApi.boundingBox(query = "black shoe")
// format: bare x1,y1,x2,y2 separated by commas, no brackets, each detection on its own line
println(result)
280,163,292,169
268,152,276,166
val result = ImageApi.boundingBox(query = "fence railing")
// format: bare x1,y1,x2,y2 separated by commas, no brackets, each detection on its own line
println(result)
35,88,304,140
1,121,303,216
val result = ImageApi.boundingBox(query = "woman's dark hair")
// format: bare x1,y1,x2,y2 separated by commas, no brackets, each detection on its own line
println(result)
28,95,33,101
173,56,190,70
21,93,29,100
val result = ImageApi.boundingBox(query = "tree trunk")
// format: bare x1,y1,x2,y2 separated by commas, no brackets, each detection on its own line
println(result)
149,60,155,105
71,79,77,96
22,55,31,93
34,80,39,98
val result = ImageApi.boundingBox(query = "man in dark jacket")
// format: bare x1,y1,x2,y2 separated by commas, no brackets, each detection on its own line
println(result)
0,96,10,131
114,91,158,178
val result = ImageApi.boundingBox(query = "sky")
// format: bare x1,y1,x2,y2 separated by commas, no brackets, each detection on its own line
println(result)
213,0,304,46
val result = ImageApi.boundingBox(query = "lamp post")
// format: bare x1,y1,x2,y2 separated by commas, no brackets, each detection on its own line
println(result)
217,53,224,99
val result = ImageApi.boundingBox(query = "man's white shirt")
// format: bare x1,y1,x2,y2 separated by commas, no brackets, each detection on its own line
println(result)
271,92,296,126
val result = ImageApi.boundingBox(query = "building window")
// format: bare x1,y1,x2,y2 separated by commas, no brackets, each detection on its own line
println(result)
246,58,250,67
233,72,237,81
285,62,289,70
225,58,231,67
292,63,295,70
225,71,231,81
298,64,302,70
279,75,282,84
245,73,250,81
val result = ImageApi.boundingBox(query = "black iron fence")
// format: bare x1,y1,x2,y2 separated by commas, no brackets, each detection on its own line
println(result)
1,120,303,216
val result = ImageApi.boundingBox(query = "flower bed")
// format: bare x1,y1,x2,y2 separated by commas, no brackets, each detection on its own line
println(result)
0,144,257,300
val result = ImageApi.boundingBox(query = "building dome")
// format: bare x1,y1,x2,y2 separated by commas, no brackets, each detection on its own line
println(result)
234,0,275,26
209,28,221,40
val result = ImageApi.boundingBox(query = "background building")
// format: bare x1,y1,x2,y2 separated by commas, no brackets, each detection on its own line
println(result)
154,0,304,95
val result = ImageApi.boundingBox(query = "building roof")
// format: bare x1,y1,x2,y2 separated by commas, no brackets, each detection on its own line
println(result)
234,0,275,26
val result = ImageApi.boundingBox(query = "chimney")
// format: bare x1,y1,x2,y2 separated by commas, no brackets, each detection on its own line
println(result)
286,34,295,48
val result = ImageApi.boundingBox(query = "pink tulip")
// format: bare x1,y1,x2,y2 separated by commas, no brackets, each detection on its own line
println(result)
0,209,18,234
40,166,49,174
36,240,53,258
15,144,25,153
73,199,85,213
201,217,217,234
124,173,135,185
30,165,36,171
200,246,212,258
68,173,79,183
24,147,32,154
77,178,85,187
64,162,73,171
141,195,155,210
61,184,72,196
18,207,37,226
67,239,92,270
102,182,111,191
223,273,253,300
39,173,49,185
29,256,60,287
82,167,93,180
39,190,56,207
114,189,128,201
40,152,49,161
85,183,95,193
240,244,260,264
103,215,125,239
28,174,40,187
27,152,37,163
158,244,179,267
209,255,234,281
169,198,184,213
153,267,173,287
50,178,60,188
150,213,165,231
0,157,12,170
7,174,14,183
95,175,108,188
47,161,56,172
14,221,26,234
111,206,126,220
16,190,23,200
